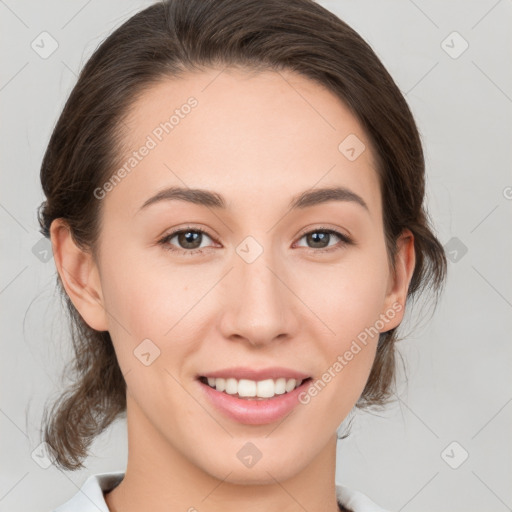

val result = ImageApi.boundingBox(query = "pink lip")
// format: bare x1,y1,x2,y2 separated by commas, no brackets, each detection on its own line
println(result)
198,366,311,381
197,377,313,425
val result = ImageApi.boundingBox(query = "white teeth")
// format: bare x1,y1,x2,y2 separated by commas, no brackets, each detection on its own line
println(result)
203,376,304,398
258,378,277,397
274,377,287,395
225,378,238,395
238,379,256,397
216,378,226,392
285,378,297,392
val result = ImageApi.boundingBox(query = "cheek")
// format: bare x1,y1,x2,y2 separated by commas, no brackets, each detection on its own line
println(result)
97,240,216,366
97,246,207,414
294,246,390,342
291,246,389,401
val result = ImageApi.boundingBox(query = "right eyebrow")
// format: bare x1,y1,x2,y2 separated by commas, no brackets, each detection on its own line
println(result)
138,187,226,212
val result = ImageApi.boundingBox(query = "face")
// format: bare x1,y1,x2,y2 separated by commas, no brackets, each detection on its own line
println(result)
58,67,412,485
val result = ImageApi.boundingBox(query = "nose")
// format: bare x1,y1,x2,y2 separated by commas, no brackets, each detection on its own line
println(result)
218,245,299,348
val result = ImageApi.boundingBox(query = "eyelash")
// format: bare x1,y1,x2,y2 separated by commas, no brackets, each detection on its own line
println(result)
157,225,354,256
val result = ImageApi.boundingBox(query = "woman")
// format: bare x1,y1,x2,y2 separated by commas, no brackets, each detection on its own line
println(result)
38,0,447,510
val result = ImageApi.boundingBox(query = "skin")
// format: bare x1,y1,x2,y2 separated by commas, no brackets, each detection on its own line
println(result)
51,67,415,512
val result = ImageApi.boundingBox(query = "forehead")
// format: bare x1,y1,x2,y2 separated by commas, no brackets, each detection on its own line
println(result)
106,66,382,221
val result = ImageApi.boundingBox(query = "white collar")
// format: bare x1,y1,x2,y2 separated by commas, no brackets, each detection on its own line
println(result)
53,471,391,512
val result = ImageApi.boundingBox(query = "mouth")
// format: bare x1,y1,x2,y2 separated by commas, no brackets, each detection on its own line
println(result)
197,375,313,400
196,373,314,425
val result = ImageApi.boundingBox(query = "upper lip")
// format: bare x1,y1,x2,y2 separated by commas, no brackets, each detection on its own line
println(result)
198,366,311,381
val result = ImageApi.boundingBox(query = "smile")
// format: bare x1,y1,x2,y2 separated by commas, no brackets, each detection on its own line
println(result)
199,376,308,399
197,375,314,425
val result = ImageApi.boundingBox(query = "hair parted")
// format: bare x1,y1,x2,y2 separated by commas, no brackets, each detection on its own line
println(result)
38,0,447,470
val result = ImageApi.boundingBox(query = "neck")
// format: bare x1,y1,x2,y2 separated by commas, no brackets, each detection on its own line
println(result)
105,394,341,512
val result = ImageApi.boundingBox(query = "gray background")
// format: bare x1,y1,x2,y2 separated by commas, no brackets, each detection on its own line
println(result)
1,1,511,511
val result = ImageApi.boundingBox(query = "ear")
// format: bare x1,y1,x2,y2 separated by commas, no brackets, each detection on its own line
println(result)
50,218,109,332
380,228,416,331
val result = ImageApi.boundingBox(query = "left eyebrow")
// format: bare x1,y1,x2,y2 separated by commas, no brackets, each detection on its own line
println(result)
288,186,369,213
137,185,369,214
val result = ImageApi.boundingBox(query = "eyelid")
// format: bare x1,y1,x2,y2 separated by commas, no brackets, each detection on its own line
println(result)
295,224,352,242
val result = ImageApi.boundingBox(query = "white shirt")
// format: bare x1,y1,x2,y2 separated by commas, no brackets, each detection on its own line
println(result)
52,471,391,512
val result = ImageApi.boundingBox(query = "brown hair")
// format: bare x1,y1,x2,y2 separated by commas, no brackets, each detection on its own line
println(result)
38,0,447,470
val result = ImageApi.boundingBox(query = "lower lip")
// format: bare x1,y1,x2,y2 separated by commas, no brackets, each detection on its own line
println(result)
198,378,313,425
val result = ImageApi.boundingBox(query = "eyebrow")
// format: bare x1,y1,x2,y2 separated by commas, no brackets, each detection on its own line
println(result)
137,185,369,213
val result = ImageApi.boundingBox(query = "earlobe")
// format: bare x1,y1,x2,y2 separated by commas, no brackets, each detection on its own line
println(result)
382,229,416,330
50,218,109,332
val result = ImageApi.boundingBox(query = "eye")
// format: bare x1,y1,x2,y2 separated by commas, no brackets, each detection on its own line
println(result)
158,227,216,256
158,226,354,256
294,227,353,253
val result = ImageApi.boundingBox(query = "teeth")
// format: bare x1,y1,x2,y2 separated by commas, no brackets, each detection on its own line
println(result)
203,377,304,398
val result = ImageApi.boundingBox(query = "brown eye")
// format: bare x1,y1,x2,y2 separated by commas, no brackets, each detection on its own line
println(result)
159,228,215,255
295,228,353,252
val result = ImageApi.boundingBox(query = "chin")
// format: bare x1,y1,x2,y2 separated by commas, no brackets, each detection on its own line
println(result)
200,449,306,486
